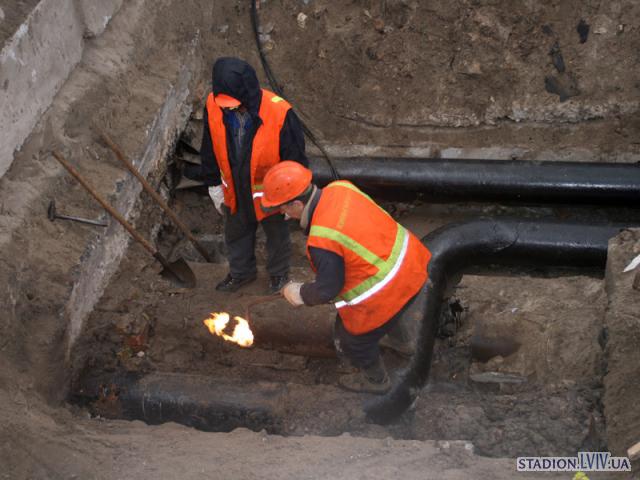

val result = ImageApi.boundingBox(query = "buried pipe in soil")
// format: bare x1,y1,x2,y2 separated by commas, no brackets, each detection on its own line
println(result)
72,371,285,433
364,218,636,424
309,156,640,206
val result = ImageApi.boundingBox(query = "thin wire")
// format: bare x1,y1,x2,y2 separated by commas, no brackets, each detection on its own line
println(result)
250,0,339,181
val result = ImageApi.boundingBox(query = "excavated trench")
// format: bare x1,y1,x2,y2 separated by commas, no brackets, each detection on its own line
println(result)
62,3,640,454
2,0,640,476
69,191,639,458
67,112,640,455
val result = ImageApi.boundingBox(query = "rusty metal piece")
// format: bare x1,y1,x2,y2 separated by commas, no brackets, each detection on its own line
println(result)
245,293,282,322
93,383,123,419
125,322,150,353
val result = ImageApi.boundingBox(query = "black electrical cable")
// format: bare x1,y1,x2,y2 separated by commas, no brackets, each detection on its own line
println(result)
250,0,340,181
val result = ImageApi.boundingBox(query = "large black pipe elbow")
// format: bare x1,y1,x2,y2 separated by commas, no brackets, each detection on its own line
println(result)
364,218,631,424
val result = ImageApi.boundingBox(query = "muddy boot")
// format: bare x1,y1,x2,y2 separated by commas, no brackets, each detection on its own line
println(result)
338,358,391,395
336,353,358,374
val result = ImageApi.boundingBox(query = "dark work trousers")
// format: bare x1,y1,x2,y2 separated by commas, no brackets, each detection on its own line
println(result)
223,204,291,280
333,286,423,369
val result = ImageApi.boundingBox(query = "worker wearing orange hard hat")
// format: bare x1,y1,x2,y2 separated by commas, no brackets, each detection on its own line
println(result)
261,161,432,394
183,58,307,294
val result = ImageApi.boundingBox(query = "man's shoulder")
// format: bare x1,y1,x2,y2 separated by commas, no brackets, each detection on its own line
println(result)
261,89,291,109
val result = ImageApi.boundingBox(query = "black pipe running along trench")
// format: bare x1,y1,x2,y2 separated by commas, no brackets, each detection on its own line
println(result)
364,217,636,424
309,156,640,205
72,371,286,433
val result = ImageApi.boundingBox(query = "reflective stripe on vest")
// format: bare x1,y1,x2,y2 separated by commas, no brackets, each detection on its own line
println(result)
326,180,389,216
309,187,410,309
252,183,264,199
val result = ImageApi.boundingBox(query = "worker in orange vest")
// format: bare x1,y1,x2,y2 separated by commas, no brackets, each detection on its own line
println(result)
261,161,431,394
183,58,307,293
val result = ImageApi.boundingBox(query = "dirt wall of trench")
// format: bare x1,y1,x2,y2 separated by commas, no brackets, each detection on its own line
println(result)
0,0,211,402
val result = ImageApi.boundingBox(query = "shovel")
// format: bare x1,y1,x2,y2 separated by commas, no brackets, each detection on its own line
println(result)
98,129,213,263
52,150,196,288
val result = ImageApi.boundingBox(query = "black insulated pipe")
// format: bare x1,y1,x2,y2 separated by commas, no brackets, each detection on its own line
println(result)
309,157,640,206
364,218,633,424
72,372,285,433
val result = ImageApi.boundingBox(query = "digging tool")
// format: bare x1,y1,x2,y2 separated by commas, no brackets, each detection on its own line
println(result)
98,129,213,263
52,150,196,288
245,293,282,322
47,199,108,227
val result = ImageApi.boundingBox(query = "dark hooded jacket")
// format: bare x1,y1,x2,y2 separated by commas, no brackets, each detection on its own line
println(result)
187,58,307,219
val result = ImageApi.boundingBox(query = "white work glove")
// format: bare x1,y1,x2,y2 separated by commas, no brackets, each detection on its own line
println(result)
208,185,225,215
282,281,304,307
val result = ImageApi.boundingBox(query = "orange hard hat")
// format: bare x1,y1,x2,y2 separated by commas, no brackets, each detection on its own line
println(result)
214,93,241,108
261,161,313,209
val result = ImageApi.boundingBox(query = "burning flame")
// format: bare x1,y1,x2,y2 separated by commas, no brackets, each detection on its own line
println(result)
203,312,254,348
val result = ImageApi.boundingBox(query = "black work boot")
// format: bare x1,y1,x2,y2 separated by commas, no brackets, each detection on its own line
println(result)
216,273,257,292
337,358,391,395
268,274,289,294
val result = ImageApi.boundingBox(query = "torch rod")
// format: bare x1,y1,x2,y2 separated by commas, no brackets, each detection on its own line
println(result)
245,293,282,322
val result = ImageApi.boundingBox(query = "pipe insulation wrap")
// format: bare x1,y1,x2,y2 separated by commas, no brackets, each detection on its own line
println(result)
364,218,634,424
310,157,640,205
73,372,285,433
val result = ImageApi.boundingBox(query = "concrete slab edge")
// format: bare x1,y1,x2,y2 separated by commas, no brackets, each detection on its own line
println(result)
0,0,122,181
65,46,198,357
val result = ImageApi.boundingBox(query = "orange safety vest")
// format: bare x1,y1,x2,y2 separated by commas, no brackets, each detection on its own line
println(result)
206,89,291,221
306,181,431,335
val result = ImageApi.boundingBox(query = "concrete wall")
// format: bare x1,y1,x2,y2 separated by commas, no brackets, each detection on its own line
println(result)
65,61,196,352
0,0,122,180
77,0,123,38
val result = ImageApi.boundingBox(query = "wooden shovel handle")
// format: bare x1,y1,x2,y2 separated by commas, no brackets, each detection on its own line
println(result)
98,130,213,263
52,150,156,255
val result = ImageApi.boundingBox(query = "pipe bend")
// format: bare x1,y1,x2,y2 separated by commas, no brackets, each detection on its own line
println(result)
365,218,630,424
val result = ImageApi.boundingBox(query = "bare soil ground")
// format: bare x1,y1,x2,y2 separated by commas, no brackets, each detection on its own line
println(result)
1,0,639,478
254,0,640,158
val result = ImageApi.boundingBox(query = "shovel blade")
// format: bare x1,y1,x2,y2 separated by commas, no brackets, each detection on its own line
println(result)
160,258,196,288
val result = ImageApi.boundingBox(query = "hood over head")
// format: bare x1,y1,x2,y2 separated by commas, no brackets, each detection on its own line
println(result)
212,57,262,115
